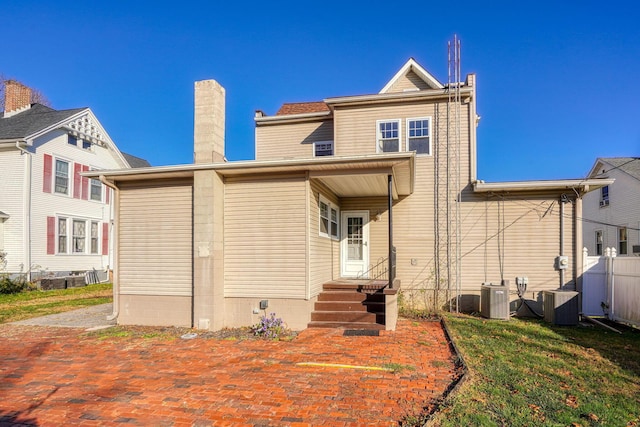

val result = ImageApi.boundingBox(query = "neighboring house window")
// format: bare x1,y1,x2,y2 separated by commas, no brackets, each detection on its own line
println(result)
58,218,68,254
90,221,99,254
376,120,400,153
314,141,334,157
68,134,91,150
319,196,339,239
595,230,603,256
90,178,102,202
72,220,86,253
406,118,431,155
55,159,70,195
600,186,609,207
619,227,627,255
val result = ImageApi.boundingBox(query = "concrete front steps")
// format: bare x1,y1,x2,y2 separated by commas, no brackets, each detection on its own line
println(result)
308,280,387,330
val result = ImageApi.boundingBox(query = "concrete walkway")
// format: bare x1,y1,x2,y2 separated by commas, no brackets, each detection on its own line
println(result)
11,303,116,329
0,319,459,426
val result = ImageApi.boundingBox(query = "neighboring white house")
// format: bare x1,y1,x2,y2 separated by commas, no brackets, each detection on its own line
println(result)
582,157,640,257
0,80,149,279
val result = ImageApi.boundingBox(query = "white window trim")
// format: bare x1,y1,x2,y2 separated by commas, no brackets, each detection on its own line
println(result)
376,119,401,153
600,185,610,207
57,217,68,254
619,226,628,255
406,116,432,156
56,216,102,256
53,156,72,196
319,195,339,240
89,167,103,202
595,229,603,256
313,141,334,157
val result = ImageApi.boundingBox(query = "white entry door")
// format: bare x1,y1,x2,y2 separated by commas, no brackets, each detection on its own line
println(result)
341,211,370,278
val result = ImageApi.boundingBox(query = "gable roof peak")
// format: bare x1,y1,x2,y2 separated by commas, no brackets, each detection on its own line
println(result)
379,58,444,94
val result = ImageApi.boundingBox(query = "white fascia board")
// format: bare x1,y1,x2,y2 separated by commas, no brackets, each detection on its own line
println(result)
473,178,616,194
379,58,445,93
325,87,473,107
255,110,332,125
83,152,416,179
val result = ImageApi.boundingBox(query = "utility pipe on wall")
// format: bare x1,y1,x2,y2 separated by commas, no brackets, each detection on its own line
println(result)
15,141,32,280
559,196,564,288
100,175,119,321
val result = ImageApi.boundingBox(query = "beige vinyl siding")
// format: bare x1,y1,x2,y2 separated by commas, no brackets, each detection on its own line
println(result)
387,156,436,288
224,175,307,298
309,180,340,296
333,101,471,179
387,70,434,93
340,197,389,276
118,182,193,296
459,192,574,296
256,120,334,161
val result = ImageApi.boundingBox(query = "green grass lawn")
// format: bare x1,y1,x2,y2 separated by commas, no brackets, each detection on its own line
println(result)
0,283,112,324
431,314,640,426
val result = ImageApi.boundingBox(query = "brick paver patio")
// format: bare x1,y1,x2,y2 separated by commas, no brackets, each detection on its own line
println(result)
0,319,459,426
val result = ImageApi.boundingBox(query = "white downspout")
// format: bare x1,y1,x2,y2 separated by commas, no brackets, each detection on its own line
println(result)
100,175,119,321
15,141,32,280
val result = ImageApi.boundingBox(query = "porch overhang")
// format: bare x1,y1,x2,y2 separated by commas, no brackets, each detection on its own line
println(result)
84,153,416,199
473,178,615,196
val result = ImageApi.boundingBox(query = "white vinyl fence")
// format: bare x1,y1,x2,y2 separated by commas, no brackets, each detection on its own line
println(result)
582,247,640,327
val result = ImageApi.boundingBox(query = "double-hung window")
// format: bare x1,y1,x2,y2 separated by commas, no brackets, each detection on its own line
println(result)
314,141,334,157
72,220,86,253
600,186,609,207
58,218,68,254
619,227,628,255
90,221,99,254
54,159,70,195
376,120,400,153
90,177,102,202
407,117,431,155
319,196,339,239
595,230,603,256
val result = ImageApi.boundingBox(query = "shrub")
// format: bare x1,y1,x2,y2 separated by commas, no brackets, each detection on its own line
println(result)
0,274,28,294
251,313,285,339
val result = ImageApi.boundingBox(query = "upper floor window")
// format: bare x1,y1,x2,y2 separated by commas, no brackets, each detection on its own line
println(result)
376,120,400,153
90,178,102,202
54,159,70,195
619,227,628,255
314,141,334,157
68,134,91,150
407,118,431,155
600,185,609,207
595,230,603,256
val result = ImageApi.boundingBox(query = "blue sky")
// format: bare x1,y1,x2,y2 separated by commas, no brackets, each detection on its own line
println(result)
3,1,639,181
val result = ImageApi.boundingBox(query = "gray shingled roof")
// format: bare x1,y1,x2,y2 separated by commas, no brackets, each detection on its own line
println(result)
122,152,151,168
0,104,86,139
599,157,640,181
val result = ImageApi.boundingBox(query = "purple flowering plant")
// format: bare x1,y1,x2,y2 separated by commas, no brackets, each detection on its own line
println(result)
251,312,285,339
